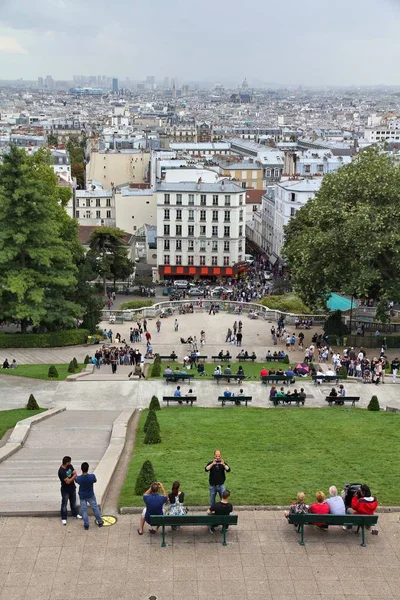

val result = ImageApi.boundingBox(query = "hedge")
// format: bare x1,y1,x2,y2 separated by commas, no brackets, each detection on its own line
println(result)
119,300,154,310
260,295,312,315
0,329,90,348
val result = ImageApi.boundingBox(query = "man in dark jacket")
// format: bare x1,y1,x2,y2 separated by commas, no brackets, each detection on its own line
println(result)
205,450,231,505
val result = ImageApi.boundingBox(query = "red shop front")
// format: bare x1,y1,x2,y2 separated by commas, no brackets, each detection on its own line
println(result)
159,263,247,280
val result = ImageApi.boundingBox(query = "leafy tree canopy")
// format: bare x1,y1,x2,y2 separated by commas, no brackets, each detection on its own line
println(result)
282,147,400,321
87,226,134,295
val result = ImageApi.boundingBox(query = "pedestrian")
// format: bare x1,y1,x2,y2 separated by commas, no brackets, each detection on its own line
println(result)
174,319,179,332
156,319,161,333
145,331,151,344
236,331,243,347
205,449,231,505
76,462,104,530
200,330,205,346
391,357,399,383
143,319,147,332
58,456,83,525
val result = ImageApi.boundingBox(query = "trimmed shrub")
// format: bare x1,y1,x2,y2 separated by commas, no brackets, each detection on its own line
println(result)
27,394,40,410
0,329,90,348
283,354,290,364
260,295,312,314
67,360,75,374
48,365,59,378
144,420,161,444
150,356,161,378
368,395,380,411
72,357,79,370
149,395,161,411
338,366,348,380
144,410,159,433
323,310,348,338
119,300,154,310
134,460,156,496
84,355,90,365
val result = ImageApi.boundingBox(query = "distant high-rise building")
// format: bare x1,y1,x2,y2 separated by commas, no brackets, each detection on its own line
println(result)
112,78,119,93
242,78,248,90
163,77,170,89
45,75,54,89
38,77,44,88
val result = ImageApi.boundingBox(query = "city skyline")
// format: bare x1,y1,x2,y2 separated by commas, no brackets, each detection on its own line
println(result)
0,0,400,86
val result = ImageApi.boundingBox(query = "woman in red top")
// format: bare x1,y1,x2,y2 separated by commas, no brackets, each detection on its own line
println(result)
309,491,330,528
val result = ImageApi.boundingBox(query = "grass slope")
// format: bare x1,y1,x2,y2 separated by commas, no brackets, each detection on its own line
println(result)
0,364,84,381
119,407,398,507
0,408,46,439
152,361,293,380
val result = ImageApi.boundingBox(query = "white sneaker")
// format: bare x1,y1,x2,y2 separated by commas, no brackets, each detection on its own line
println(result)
61,519,67,525
76,515,83,520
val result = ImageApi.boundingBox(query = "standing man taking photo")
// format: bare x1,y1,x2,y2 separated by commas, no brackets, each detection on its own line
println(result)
205,450,231,505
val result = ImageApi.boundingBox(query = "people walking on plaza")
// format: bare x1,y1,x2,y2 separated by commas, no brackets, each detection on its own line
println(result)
233,321,237,336
205,450,231,505
58,456,82,525
76,462,104,530
174,319,179,332
156,319,161,333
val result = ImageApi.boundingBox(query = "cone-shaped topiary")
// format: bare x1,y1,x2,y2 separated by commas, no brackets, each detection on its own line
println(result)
149,395,161,411
27,394,40,410
84,355,90,365
151,355,161,377
48,365,59,378
72,357,79,370
368,395,380,411
67,360,75,374
134,460,156,495
144,419,161,444
338,366,348,380
144,410,159,433
283,354,290,364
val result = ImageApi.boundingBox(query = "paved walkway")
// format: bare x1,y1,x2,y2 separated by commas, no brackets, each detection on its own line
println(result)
0,410,120,515
0,511,398,600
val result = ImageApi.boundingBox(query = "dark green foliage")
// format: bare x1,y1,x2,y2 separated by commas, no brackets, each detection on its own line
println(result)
144,420,161,444
84,355,90,365
134,460,156,495
323,310,349,338
144,410,159,433
0,329,89,348
149,395,161,411
72,357,78,370
368,395,380,411
86,227,134,295
67,360,75,373
338,366,348,379
26,394,40,410
48,365,59,378
150,356,161,378
283,354,290,364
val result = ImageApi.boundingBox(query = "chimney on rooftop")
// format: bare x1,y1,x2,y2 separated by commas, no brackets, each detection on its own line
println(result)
197,177,202,190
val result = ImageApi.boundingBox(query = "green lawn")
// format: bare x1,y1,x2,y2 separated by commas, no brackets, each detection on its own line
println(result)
0,364,85,381
0,408,46,439
153,360,293,380
119,407,399,507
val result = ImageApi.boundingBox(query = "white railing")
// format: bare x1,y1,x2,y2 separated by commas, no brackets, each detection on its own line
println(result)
101,300,326,325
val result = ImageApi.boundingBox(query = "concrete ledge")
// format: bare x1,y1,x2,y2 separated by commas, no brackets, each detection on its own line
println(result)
67,364,95,381
0,407,66,464
95,409,135,507
119,504,400,514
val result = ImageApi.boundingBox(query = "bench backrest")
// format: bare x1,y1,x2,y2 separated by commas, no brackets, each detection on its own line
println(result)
163,396,197,400
218,396,252,401
289,513,377,526
325,396,360,401
149,514,238,526
262,375,290,380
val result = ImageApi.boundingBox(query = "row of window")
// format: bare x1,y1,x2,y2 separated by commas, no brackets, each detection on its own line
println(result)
163,240,242,252
76,210,112,219
76,198,112,207
164,256,232,266
164,193,243,206
163,209,243,222
163,224,243,237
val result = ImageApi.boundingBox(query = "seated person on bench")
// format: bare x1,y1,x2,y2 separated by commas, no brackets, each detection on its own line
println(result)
325,368,336,377
223,387,232,398
225,351,231,359
266,350,272,359
214,365,222,376
197,363,205,376
185,388,194,404
237,350,245,358
299,388,306,402
344,484,378,531
224,365,232,379
260,367,269,377
276,386,286,398
285,366,295,379
163,365,173,376
243,350,249,359
329,387,338,398
250,352,256,360
170,351,177,361
174,385,183,404
207,489,233,534
309,491,330,529
138,482,167,535
273,351,279,358
236,365,245,378
285,491,309,520
269,386,277,401
218,350,224,358
276,369,284,377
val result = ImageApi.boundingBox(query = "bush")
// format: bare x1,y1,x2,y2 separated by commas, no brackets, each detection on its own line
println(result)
260,295,312,314
72,357,78,370
338,366,348,380
144,410,159,433
84,355,90,365
48,365,59,378
67,360,75,374
283,354,290,364
134,460,156,495
27,394,40,410
119,300,154,310
323,310,348,338
151,356,161,378
0,329,90,348
144,419,161,444
149,395,161,411
368,395,380,411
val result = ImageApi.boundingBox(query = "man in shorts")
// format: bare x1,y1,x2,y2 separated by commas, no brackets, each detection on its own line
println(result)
138,482,167,535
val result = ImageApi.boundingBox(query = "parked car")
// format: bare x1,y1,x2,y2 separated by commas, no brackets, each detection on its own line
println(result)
211,286,233,297
188,287,204,297
174,280,189,289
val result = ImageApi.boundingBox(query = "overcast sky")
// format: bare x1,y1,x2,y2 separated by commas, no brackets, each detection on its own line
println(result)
0,0,399,86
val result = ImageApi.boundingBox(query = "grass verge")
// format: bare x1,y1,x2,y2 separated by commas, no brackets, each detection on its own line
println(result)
0,364,85,381
151,361,296,380
0,408,46,439
119,407,399,507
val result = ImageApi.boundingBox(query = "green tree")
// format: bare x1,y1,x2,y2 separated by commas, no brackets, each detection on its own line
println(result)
149,395,161,411
27,394,40,410
144,420,161,444
87,227,134,295
68,360,75,373
0,146,82,332
48,365,59,378
144,410,159,433
47,133,58,147
283,148,400,321
368,395,380,411
66,136,86,188
134,460,156,495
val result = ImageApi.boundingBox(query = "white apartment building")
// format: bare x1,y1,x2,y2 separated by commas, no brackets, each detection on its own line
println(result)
365,126,400,143
66,189,115,226
156,181,246,280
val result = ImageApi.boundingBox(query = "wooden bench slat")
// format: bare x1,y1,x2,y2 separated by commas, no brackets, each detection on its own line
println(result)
162,397,197,406
270,395,305,406
325,396,360,406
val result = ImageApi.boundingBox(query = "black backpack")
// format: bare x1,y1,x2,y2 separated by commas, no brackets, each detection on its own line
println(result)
343,483,361,508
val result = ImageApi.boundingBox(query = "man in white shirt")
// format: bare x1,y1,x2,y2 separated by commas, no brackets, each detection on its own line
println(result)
326,486,346,515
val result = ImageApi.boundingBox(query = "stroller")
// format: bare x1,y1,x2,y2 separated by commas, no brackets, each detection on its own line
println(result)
363,368,371,384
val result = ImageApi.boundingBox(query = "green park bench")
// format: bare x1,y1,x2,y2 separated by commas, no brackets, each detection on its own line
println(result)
325,396,360,406
265,356,284,362
163,373,194,383
162,396,197,406
149,514,238,547
312,374,340,385
235,355,257,361
261,374,294,386
213,374,247,384
158,355,178,362
288,513,378,547
269,394,305,406
218,395,252,407
212,355,232,362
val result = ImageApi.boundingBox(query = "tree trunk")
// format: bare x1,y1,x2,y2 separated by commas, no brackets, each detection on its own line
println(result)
21,318,28,334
